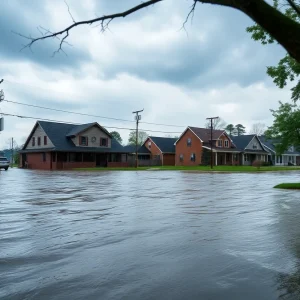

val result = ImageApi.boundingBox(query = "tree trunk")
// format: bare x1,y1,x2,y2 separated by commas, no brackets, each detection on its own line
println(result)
199,0,300,62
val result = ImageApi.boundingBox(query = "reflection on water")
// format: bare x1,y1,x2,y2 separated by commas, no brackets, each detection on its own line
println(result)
1,169,300,300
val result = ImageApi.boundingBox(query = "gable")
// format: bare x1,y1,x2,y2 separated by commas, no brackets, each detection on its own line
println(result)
72,125,111,148
245,136,263,151
24,123,54,150
148,136,176,153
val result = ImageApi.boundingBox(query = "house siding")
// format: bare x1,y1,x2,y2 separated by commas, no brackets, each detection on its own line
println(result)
216,134,232,149
245,137,263,151
72,126,111,148
25,125,54,150
175,128,202,166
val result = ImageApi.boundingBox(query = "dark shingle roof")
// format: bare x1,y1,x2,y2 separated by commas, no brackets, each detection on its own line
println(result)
231,135,256,150
149,136,177,153
123,144,151,154
22,121,125,153
189,127,225,142
260,135,300,155
66,123,96,137
231,135,268,153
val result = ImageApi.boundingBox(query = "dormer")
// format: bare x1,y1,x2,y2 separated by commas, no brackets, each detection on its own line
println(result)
66,123,112,148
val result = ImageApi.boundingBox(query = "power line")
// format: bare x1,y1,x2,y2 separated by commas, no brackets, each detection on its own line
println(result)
1,112,182,134
4,80,186,128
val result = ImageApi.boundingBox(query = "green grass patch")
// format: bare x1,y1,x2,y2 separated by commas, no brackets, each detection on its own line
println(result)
74,165,300,172
274,183,300,189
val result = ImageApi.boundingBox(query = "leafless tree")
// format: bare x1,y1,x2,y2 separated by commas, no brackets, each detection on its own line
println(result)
205,117,227,130
249,122,266,136
14,0,300,62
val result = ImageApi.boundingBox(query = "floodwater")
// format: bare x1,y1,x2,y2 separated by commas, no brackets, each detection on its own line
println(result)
1,169,300,300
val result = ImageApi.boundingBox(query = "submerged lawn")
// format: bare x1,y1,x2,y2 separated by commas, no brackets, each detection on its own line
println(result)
274,183,300,189
75,166,300,172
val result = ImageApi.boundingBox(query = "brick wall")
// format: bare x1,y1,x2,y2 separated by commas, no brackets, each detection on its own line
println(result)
175,129,202,166
62,162,96,169
26,152,52,170
144,138,162,159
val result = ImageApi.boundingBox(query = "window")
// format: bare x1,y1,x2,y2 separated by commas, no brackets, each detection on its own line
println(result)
52,153,56,162
32,137,35,146
42,152,46,162
148,141,151,148
289,146,294,152
44,136,47,145
80,136,88,146
224,140,229,148
190,153,196,162
187,138,192,147
153,155,160,160
83,153,94,162
253,143,258,149
244,154,249,162
217,140,223,147
100,138,108,147
179,154,183,162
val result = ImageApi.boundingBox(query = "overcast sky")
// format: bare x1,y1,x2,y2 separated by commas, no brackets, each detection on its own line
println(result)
0,0,291,149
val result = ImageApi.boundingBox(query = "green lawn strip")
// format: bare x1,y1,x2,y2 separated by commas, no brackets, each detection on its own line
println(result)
274,183,300,189
74,166,300,172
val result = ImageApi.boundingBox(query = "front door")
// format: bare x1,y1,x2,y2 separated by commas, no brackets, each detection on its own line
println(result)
96,154,107,167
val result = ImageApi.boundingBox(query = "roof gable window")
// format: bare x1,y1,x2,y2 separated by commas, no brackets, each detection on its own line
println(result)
80,136,88,146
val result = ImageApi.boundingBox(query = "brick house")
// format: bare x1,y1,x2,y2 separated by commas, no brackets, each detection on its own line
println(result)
175,127,240,166
19,121,129,170
143,136,177,166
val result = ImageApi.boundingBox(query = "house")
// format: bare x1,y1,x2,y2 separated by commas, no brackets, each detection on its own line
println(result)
175,127,240,166
19,121,129,170
143,136,177,166
123,144,153,166
231,135,269,165
259,135,300,166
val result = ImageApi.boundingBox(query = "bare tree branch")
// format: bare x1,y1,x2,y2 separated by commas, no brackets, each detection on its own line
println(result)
181,0,197,33
14,0,163,51
64,0,76,23
286,0,300,16
14,0,300,62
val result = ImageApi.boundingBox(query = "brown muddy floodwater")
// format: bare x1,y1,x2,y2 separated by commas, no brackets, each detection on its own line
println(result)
1,169,300,299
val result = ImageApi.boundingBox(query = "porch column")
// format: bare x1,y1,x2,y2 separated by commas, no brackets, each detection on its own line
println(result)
215,152,217,166
232,153,234,165
224,153,227,165
242,154,244,165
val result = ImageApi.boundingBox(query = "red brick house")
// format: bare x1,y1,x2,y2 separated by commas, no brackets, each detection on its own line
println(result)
143,136,177,166
175,127,269,166
19,121,129,170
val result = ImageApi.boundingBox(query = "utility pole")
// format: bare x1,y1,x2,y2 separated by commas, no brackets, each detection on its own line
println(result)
132,109,144,168
206,116,219,169
11,137,14,167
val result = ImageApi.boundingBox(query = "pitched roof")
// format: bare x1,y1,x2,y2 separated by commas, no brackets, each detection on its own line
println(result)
123,144,151,154
259,135,300,155
189,127,225,142
22,121,125,153
149,136,177,153
66,123,96,137
231,135,268,153
231,135,256,150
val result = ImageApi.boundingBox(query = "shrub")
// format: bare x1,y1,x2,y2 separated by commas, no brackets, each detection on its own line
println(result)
252,160,263,169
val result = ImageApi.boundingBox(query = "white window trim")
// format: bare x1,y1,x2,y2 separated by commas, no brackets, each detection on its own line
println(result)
224,140,229,148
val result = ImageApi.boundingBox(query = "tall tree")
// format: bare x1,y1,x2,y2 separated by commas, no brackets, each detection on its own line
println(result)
235,124,246,136
205,118,227,130
225,124,236,136
249,123,266,136
18,1,300,63
128,131,148,146
110,131,123,144
246,0,300,101
265,101,300,154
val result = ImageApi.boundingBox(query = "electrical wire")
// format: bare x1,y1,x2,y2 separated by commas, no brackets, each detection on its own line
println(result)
1,112,182,134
